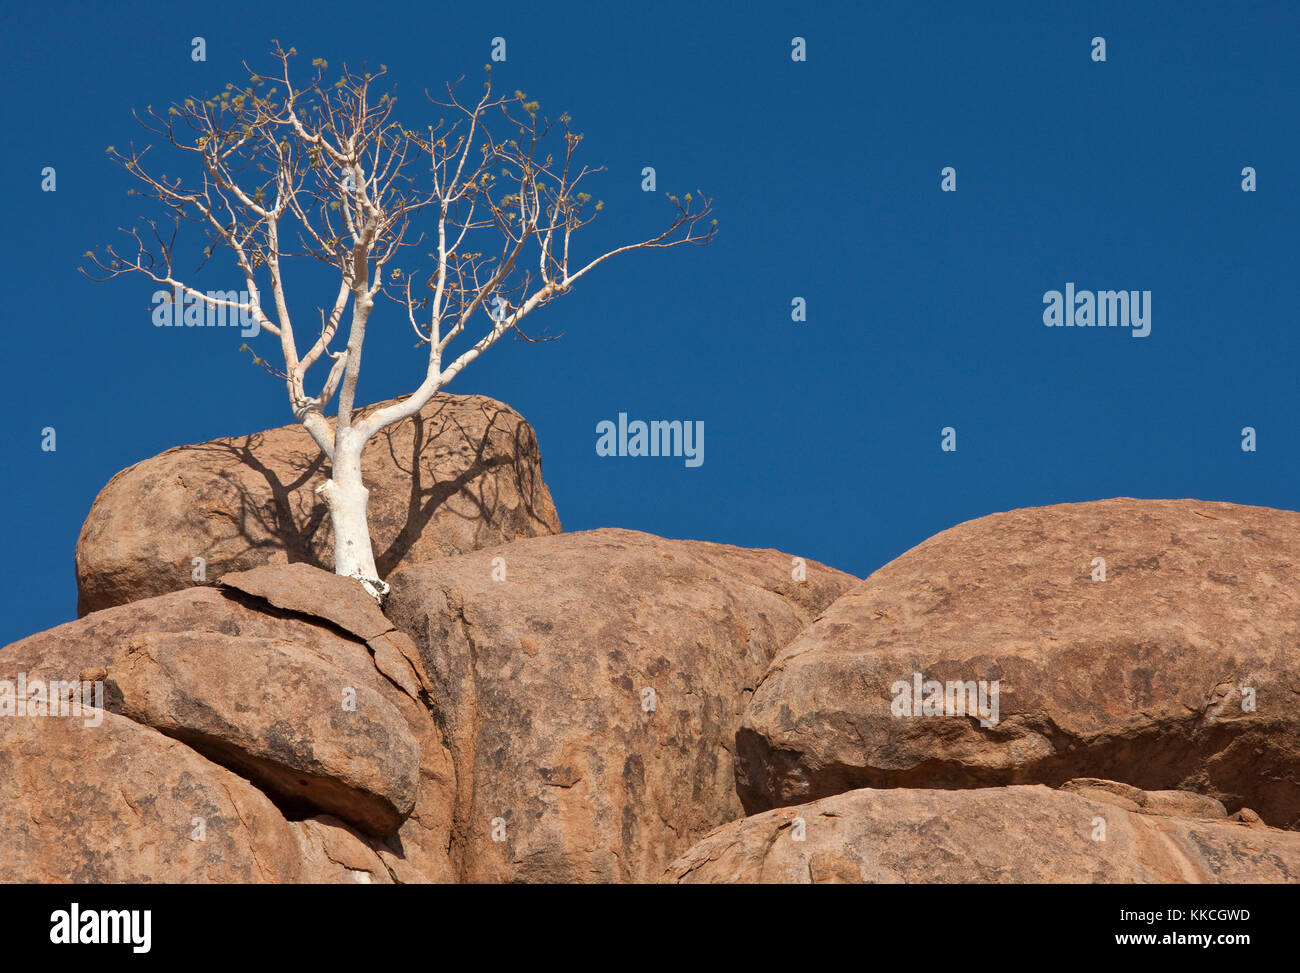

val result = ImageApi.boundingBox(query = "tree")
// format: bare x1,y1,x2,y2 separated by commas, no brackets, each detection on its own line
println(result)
85,44,715,600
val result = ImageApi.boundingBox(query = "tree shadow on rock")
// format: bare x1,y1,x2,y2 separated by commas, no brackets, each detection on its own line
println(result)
169,396,554,580
180,433,332,569
370,396,555,578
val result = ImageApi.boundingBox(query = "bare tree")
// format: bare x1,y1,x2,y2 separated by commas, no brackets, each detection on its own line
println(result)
86,44,715,599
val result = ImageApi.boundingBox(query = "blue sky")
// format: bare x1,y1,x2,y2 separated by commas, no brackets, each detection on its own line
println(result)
2,0,1296,645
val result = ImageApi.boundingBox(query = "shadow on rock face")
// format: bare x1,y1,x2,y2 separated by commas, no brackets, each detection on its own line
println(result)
75,393,562,616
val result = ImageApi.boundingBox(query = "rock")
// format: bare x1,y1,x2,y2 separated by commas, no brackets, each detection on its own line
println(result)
0,710,327,883
736,499,1300,828
1060,778,1227,819
75,393,562,615
292,816,394,884
666,784,1300,884
385,528,858,883
219,563,435,701
221,563,395,639
1230,808,1269,829
365,630,431,701
0,574,457,880
210,563,454,875
102,631,420,836
1,586,318,686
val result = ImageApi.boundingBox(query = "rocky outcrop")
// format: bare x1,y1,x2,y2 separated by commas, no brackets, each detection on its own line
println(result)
75,393,561,615
8,491,1299,884
0,709,393,883
736,499,1300,828
385,528,858,883
0,566,457,882
3,530,854,884
219,563,433,702
101,631,420,836
666,783,1300,884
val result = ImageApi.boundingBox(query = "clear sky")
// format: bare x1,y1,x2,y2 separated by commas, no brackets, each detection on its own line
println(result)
2,0,1296,646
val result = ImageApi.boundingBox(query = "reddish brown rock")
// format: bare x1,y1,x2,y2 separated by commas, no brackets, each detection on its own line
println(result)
102,631,419,836
219,563,434,701
666,784,1300,884
1,586,315,686
1059,778,1229,819
736,499,1300,828
0,574,457,881
292,816,395,884
206,564,454,877
0,710,331,883
220,563,395,639
385,528,858,883
75,393,561,615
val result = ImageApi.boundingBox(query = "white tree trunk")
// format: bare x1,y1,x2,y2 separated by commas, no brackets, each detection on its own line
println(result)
315,433,388,601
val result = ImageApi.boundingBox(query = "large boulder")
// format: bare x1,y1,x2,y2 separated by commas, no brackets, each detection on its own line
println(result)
736,499,1300,828
75,393,561,615
102,631,420,836
0,709,392,883
666,783,1300,883
0,566,458,881
2,585,301,686
218,563,434,702
385,528,858,883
